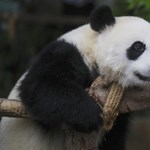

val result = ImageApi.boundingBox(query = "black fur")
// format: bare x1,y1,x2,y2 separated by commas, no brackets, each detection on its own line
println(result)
99,113,129,150
127,41,146,60
19,40,102,132
90,5,115,32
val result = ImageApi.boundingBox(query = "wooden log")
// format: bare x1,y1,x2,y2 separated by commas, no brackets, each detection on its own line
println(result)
0,77,150,118
0,77,150,150
89,77,150,113
0,99,29,118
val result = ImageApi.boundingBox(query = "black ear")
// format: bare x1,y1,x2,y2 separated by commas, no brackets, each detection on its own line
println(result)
90,5,115,32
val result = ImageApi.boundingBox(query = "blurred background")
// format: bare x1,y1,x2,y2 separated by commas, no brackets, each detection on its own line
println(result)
0,0,150,149
1,0,150,97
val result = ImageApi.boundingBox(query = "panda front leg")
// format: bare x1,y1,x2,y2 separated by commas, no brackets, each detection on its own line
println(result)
19,40,103,133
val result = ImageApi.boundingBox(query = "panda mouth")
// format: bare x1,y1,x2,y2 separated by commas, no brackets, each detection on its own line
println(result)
134,72,150,81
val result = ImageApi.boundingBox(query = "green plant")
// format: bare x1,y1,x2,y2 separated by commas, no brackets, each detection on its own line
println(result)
127,0,150,20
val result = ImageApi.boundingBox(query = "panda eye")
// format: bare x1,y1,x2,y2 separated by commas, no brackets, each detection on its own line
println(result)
127,41,146,60
132,41,145,52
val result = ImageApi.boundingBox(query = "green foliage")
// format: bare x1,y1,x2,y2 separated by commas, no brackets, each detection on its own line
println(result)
127,0,150,9
127,0,150,20
114,0,150,21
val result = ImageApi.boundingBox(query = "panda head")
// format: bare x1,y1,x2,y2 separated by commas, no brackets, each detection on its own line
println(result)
90,5,150,87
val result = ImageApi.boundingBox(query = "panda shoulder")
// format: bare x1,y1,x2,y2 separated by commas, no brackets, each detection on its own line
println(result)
59,24,98,44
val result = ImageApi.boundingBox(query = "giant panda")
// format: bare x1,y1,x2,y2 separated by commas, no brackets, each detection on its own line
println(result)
1,5,150,150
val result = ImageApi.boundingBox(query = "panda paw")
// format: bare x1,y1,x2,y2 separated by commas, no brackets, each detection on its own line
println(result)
67,97,103,133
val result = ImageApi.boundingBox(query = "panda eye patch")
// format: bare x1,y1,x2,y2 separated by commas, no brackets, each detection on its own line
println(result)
127,41,146,60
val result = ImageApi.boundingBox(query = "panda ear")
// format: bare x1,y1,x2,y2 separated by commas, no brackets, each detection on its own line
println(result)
90,5,115,32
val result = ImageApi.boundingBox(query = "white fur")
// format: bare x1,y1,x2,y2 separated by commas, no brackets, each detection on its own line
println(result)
60,24,98,70
1,15,150,150
0,73,65,150
0,26,98,150
0,117,65,150
95,16,150,87
61,17,150,87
